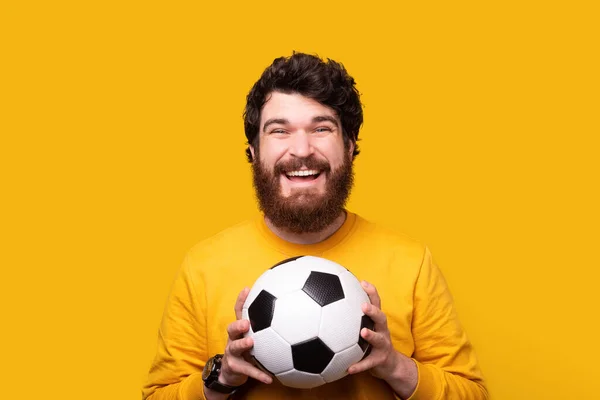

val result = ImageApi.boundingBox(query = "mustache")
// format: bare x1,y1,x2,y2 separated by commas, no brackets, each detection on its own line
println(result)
273,157,331,175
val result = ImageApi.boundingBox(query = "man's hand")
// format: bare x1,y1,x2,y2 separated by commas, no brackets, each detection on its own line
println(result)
220,287,273,387
348,281,418,399
208,288,272,397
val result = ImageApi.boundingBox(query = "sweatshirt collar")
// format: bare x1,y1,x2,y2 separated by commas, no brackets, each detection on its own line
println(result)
254,210,357,256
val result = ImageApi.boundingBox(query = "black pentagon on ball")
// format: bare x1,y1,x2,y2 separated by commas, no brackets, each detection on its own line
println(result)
302,271,344,306
358,314,375,353
248,290,277,332
270,256,305,269
291,337,335,374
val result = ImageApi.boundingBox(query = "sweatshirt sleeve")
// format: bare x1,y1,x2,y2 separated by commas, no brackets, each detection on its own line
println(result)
142,253,209,400
405,247,488,400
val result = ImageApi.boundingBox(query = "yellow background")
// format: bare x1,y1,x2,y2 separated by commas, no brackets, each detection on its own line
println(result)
1,1,598,399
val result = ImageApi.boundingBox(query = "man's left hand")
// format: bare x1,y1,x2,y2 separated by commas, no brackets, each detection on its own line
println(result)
348,281,418,399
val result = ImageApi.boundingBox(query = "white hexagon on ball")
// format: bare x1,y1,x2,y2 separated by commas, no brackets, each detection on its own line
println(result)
321,343,364,383
250,327,294,375
319,299,364,353
255,261,312,298
271,290,322,344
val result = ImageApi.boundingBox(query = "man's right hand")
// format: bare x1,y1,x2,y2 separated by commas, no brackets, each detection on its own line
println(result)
219,288,273,387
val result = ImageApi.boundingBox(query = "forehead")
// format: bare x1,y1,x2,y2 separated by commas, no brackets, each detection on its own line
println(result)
260,92,339,125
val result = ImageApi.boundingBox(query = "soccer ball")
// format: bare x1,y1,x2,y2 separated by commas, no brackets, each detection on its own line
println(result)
242,256,374,389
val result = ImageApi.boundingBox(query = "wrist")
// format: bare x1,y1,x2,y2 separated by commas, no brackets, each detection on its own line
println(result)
385,352,418,399
217,372,239,388
392,352,410,380
202,354,242,397
380,351,404,381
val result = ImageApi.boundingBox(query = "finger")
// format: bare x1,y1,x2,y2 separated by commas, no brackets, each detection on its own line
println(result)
227,336,254,357
359,327,387,348
361,302,388,328
223,356,273,384
227,319,250,340
361,280,381,309
347,352,377,375
235,287,250,320
241,362,273,385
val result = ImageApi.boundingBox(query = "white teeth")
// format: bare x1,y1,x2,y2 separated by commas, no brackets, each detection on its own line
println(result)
286,170,319,177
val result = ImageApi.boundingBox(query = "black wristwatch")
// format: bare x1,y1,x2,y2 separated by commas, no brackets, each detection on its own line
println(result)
202,354,241,395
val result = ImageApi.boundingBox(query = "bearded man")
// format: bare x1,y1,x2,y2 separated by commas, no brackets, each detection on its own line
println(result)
143,53,488,400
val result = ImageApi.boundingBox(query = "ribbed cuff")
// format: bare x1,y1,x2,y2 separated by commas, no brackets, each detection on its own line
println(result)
405,359,437,400
179,372,206,400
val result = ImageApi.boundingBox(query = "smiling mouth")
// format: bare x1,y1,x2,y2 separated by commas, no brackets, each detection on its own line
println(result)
284,169,322,182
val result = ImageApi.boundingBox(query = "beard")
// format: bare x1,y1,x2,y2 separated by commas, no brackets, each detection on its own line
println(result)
252,153,354,234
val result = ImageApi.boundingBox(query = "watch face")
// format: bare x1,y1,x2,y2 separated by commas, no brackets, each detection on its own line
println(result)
202,357,215,380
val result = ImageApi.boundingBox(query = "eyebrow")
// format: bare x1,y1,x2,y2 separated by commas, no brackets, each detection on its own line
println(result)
262,115,340,132
263,118,289,132
312,115,340,127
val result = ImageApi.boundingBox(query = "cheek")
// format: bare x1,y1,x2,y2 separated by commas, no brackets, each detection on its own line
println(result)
322,146,347,169
260,141,289,166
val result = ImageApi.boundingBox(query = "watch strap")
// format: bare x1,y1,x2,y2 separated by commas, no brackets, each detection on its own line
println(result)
205,379,240,394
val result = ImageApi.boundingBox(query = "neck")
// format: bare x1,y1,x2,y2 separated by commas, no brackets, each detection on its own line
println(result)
264,210,347,245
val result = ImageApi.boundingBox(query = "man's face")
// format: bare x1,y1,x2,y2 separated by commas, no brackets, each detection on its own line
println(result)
250,92,355,234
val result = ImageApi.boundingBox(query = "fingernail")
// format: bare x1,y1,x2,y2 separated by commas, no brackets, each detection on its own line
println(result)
361,280,368,288
362,303,370,313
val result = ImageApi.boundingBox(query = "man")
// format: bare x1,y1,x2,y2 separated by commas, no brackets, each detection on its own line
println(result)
143,53,488,399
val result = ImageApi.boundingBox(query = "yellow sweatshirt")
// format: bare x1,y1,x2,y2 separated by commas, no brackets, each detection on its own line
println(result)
143,212,488,400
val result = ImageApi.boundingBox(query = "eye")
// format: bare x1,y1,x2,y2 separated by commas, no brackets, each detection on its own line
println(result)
270,129,287,134
315,127,332,133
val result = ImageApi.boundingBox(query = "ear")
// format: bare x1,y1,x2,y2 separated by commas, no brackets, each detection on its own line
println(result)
249,145,256,161
347,140,355,159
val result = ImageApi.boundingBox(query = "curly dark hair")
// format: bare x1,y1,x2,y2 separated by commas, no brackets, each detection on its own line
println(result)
243,52,363,162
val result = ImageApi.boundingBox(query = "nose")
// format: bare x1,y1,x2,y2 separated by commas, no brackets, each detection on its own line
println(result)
288,131,313,158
